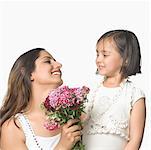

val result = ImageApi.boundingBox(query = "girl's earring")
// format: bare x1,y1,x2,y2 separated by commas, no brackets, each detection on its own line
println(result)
96,69,99,74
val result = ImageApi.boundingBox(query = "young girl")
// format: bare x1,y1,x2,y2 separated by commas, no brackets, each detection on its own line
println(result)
0,48,82,150
83,30,146,150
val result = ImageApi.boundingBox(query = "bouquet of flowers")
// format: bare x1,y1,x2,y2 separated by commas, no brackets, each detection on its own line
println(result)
41,85,90,150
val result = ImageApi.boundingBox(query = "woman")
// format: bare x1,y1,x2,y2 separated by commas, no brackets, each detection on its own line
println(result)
0,48,82,150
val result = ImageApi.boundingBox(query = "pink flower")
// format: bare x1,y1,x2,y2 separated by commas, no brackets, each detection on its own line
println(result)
41,85,90,150
44,120,59,130
42,85,90,130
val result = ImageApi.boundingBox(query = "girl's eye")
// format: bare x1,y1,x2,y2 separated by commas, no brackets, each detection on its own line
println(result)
103,53,109,57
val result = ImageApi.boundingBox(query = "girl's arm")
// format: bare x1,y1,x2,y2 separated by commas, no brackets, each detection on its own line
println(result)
125,98,146,150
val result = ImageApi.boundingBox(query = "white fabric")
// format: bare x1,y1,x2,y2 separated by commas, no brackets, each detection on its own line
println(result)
83,79,145,150
84,134,127,150
17,113,61,150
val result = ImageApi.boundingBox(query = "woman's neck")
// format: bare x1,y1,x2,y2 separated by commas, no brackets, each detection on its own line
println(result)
27,84,60,114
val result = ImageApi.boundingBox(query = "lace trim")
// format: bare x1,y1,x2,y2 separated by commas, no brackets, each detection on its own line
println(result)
87,124,129,141
86,115,129,141
16,113,43,150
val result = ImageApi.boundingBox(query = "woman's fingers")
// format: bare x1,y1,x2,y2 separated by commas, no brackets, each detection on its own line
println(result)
72,130,82,137
64,130,81,141
62,119,81,133
74,135,81,144
67,124,81,133
66,119,79,128
58,120,82,149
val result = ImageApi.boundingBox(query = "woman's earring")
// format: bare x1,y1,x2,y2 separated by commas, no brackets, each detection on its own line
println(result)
125,60,128,65
30,74,34,82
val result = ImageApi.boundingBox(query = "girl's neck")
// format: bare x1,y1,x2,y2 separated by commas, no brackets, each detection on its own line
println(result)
103,76,124,88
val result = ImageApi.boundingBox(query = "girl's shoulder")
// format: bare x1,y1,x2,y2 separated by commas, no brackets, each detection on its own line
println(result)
125,80,145,94
124,80,145,106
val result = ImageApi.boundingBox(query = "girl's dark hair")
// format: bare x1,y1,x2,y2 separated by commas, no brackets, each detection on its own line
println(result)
0,48,45,127
97,29,141,78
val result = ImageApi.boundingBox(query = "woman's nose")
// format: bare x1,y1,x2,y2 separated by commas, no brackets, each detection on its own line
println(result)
54,61,62,68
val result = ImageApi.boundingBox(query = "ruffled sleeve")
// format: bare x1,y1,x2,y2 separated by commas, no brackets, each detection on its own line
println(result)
131,87,145,107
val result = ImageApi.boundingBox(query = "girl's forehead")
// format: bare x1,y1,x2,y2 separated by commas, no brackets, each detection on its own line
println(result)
97,37,118,52
98,37,115,46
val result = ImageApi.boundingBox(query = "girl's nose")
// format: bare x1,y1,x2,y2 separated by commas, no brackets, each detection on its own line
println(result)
96,54,103,63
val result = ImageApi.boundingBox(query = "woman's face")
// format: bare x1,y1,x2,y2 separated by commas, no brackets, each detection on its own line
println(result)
31,50,63,88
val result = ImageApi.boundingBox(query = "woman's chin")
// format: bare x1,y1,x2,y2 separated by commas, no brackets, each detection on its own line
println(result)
55,79,63,87
58,79,63,86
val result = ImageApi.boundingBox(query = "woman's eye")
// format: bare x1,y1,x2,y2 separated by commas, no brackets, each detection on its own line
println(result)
45,60,51,64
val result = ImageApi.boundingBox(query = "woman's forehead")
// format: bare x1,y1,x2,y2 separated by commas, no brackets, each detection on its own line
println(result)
39,50,53,58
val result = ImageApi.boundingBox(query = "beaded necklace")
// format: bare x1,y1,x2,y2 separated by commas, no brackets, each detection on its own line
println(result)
23,114,43,150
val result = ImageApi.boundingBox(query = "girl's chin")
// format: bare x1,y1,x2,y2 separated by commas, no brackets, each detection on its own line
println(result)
98,71,106,76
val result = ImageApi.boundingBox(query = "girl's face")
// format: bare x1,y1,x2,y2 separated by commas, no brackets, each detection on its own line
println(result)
96,38,123,78
31,50,63,88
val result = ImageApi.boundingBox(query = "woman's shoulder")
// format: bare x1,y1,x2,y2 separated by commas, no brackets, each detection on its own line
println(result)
2,117,19,131
1,116,28,149
1,116,25,142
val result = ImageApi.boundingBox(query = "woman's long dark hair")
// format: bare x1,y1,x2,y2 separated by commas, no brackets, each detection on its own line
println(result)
0,48,45,128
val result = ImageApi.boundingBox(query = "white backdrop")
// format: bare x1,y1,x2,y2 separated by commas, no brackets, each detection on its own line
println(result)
0,0,150,149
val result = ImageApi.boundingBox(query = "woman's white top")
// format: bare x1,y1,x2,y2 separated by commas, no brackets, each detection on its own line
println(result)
16,113,61,150
83,79,145,150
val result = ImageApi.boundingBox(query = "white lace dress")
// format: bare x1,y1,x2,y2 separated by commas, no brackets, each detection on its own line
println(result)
83,80,145,150
16,113,61,150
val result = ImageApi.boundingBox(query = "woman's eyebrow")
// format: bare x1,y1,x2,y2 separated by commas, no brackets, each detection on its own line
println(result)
41,56,53,59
